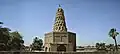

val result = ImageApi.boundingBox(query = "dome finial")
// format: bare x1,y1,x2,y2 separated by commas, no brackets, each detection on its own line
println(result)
59,4,61,7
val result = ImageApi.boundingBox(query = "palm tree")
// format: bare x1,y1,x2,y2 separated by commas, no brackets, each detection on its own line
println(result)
109,28,119,51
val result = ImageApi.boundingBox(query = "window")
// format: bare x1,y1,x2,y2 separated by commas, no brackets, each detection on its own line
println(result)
59,16,61,19
59,27,61,30
56,27,58,30
62,27,64,30
49,48,50,51
57,18,59,20
60,24,62,26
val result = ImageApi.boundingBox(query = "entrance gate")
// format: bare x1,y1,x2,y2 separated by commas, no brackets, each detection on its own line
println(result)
57,45,66,52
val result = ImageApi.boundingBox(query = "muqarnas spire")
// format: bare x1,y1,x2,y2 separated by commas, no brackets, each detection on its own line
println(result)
53,5,67,32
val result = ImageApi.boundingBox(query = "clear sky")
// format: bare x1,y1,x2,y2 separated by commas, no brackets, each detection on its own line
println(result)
0,0,120,46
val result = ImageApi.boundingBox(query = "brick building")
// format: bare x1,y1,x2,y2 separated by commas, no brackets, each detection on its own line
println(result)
44,5,76,52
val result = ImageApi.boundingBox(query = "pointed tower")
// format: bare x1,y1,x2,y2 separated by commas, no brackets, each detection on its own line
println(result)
53,5,67,32
44,5,76,52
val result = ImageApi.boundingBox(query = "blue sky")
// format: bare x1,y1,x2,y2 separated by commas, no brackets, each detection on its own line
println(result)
0,0,120,46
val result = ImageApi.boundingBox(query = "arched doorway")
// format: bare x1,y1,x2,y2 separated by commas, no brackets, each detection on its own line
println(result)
45,47,47,52
57,45,66,52
49,48,50,51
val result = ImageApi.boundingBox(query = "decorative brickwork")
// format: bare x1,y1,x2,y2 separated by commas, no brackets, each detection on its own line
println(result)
44,5,76,52
53,5,67,32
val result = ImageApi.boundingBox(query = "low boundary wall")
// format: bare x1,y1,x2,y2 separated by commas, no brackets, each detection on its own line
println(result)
0,51,119,54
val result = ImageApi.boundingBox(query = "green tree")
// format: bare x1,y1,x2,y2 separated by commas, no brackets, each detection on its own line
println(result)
109,28,119,51
0,28,11,51
96,43,106,51
31,37,43,51
8,31,24,50
96,43,100,50
0,22,11,51
0,22,24,51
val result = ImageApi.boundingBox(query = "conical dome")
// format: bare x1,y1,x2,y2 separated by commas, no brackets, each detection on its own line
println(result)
53,5,67,32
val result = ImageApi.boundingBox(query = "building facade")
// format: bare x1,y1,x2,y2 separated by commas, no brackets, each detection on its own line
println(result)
44,5,76,52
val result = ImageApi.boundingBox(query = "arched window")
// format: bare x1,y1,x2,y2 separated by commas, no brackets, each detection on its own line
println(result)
58,21,60,24
60,24,62,26
57,18,59,20
59,27,61,30
56,27,58,30
62,27,64,30
59,16,61,19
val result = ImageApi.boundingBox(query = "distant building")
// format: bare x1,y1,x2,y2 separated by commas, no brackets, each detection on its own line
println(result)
76,44,120,52
76,46,97,52
44,5,76,52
